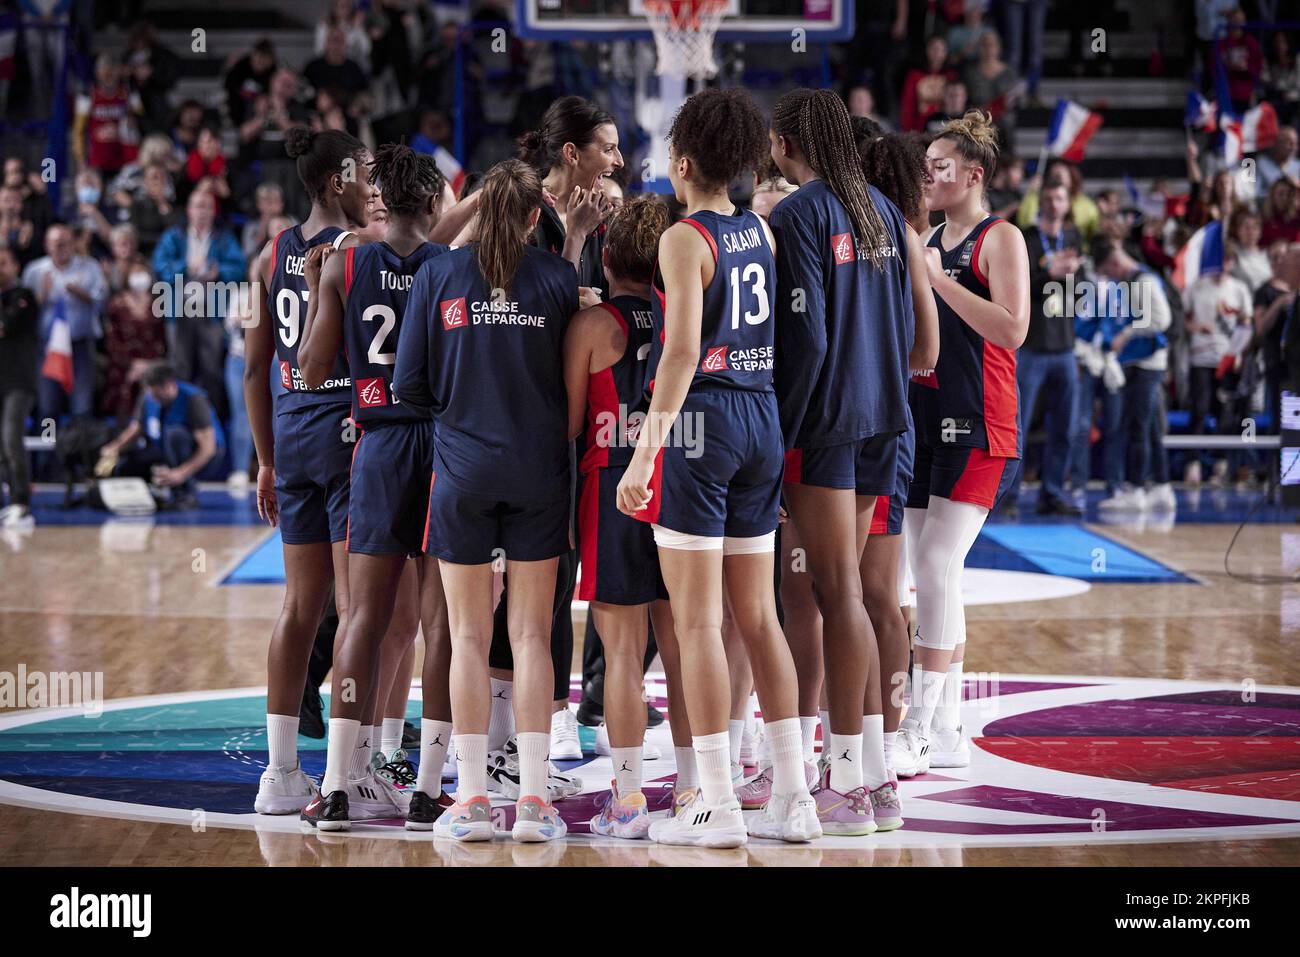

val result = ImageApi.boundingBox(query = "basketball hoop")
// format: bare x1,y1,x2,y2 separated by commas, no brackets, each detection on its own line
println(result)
643,0,727,80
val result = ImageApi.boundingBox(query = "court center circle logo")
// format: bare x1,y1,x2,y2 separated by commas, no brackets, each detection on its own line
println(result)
2,674,1297,848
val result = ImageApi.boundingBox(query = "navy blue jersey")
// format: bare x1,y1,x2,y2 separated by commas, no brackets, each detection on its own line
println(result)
579,294,654,474
341,240,449,426
392,243,579,503
911,216,1020,457
769,180,913,449
269,225,353,412
647,209,775,395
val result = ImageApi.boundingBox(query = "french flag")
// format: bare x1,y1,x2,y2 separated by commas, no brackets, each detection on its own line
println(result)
40,302,75,396
1219,101,1279,165
432,145,466,197
1045,99,1103,163
1172,220,1225,292
1184,91,1217,132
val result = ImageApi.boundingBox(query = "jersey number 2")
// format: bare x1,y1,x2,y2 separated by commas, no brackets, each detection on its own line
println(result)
362,305,397,365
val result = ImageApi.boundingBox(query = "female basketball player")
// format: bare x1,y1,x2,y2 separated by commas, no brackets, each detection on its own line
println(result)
245,128,372,815
855,130,939,813
564,196,674,839
480,97,622,774
894,111,1029,777
766,88,930,835
617,88,819,848
293,144,455,830
393,159,577,843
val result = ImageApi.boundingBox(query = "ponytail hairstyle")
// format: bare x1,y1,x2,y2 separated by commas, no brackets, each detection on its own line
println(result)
368,142,445,216
285,127,368,203
517,95,615,173
772,88,891,267
603,196,670,284
476,159,543,294
933,109,1000,195
666,88,768,192
859,132,928,226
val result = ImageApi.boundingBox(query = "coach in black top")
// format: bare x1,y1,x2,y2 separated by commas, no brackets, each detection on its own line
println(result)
0,245,39,526
1008,181,1084,516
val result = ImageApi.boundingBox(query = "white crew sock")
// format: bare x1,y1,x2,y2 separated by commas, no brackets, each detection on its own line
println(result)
766,718,807,796
861,714,888,789
322,717,360,795
381,717,405,757
611,746,642,796
416,718,452,796
798,716,819,763
829,732,864,793
911,666,946,736
728,719,744,764
487,677,514,752
674,746,699,789
267,713,299,770
454,733,488,800
694,731,732,805
349,725,375,779
744,693,758,740
883,729,898,753
818,709,830,757
934,658,965,731
516,731,550,801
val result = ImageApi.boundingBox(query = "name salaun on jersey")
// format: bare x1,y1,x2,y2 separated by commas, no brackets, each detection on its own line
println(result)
269,225,353,411
342,240,449,425
647,208,776,396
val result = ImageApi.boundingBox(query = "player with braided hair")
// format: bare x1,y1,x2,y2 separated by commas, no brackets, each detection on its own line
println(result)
295,142,454,830
618,88,820,847
894,110,1029,778
766,87,932,834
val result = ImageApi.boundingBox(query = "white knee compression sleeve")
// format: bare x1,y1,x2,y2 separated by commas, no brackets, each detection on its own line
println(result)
911,496,988,652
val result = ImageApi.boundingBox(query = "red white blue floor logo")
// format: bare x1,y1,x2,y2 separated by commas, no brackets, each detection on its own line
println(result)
1,674,1297,848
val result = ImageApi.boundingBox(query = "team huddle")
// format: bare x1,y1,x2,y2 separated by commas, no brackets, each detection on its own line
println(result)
246,85,1030,847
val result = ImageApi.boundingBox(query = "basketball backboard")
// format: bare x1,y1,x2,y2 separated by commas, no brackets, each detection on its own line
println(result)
515,0,854,42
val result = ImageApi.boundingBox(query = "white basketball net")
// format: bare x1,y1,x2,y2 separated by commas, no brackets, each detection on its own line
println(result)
644,0,727,80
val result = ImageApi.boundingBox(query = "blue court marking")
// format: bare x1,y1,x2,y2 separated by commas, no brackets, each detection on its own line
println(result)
977,525,1192,583
219,530,286,585
22,485,1299,527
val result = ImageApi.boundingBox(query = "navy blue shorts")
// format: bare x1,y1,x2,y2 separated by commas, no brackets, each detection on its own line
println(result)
906,439,1020,511
346,420,434,557
867,426,914,535
635,388,782,539
274,402,353,545
423,472,570,566
783,431,899,497
579,466,666,605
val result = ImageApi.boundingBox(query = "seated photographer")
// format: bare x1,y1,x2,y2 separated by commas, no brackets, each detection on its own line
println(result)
95,360,224,508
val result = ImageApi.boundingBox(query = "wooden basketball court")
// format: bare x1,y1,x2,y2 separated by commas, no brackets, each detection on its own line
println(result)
1,488,1298,866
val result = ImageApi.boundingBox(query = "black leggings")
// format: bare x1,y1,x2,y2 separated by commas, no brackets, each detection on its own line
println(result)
488,548,578,701
0,390,35,507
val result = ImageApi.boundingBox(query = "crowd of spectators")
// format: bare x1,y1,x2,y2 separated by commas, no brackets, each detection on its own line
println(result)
0,1,1297,528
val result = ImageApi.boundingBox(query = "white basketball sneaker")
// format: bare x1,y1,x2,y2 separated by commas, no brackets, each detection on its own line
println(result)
649,791,748,848
254,764,319,814
929,724,971,768
890,718,931,778
550,707,583,761
346,767,410,820
594,722,662,760
747,790,822,843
